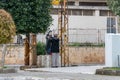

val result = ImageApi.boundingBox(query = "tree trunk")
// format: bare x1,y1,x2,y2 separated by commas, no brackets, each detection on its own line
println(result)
29,33,37,66
1,44,7,68
24,34,30,65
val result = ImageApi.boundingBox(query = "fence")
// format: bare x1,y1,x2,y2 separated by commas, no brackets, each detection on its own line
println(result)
68,28,106,44
24,29,106,65
0,28,106,65
67,28,105,65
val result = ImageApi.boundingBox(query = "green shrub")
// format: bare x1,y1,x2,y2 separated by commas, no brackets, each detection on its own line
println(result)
36,42,46,55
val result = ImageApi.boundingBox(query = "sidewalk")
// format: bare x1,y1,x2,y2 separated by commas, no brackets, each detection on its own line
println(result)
0,76,69,80
26,65,105,74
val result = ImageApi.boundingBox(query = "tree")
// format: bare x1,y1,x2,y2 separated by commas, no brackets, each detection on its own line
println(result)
0,0,52,34
0,9,16,44
107,0,120,15
0,9,16,67
107,0,120,32
0,0,52,65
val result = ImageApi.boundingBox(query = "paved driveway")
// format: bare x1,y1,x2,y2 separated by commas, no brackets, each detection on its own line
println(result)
0,65,119,80
0,70,119,80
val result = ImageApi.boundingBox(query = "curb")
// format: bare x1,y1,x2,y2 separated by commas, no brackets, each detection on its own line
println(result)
0,68,16,73
96,69,120,76
20,66,38,70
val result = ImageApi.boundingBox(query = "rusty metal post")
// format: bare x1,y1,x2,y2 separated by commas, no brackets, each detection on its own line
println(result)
24,37,29,65
29,33,37,66
58,0,69,67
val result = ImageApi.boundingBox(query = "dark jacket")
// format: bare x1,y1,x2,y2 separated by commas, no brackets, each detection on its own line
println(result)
51,37,59,53
46,35,52,54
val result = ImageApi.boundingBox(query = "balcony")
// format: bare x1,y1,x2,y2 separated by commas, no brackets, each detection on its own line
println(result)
53,5,109,10
68,0,107,2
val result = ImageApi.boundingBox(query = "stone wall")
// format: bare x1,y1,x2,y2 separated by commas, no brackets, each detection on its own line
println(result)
0,46,105,65
69,47,105,65
0,45,24,65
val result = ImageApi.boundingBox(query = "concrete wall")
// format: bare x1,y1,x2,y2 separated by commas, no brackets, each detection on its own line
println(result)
51,15,107,30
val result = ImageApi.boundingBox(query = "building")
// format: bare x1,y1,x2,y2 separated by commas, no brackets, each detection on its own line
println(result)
49,0,117,43
15,0,117,44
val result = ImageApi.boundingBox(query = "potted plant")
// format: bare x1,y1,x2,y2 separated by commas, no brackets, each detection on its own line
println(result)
36,41,46,56
36,41,51,67
36,41,45,67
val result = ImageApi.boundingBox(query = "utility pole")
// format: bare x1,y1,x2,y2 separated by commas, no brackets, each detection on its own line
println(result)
52,0,69,67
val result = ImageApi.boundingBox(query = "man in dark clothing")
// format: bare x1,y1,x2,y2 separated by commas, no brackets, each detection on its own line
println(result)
51,34,59,67
46,31,52,55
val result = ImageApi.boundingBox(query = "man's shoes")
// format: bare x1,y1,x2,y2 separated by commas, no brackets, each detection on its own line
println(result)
52,66,58,68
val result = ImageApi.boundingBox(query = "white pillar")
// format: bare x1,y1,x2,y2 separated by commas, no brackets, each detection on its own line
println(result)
116,15,119,33
105,34,120,67
75,0,79,6
95,10,100,17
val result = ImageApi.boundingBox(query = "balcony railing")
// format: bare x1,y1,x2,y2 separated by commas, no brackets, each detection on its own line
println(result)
74,0,107,2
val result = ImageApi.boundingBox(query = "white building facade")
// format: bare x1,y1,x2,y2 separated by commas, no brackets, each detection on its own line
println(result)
49,0,117,43
16,0,118,44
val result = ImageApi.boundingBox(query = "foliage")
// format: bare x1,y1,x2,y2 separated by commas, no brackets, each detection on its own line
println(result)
0,0,52,34
107,0,120,16
36,42,46,55
3,66,7,69
0,9,16,44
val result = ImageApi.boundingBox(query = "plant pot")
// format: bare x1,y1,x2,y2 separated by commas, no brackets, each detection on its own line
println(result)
37,55,51,67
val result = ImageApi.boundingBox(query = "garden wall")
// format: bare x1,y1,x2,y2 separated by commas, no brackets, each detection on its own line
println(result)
69,47,105,65
0,46,105,65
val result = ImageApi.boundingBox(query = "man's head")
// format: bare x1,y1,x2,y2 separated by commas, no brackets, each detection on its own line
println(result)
54,34,58,38
49,31,52,36
49,34,52,38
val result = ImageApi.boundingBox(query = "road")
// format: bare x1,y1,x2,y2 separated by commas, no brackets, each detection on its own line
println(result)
0,70,119,80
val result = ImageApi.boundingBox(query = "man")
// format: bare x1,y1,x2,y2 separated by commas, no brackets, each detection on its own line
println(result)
51,34,59,67
46,31,52,55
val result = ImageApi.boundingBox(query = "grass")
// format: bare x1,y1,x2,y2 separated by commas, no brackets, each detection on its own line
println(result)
0,66,7,69
103,67,120,70
3,66,7,69
68,42,105,47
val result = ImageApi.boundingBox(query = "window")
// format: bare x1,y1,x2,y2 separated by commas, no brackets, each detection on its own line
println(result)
100,10,115,16
51,8,95,16
79,2,107,6
107,17,116,33
67,1,75,6
83,10,95,16
72,9,82,15
50,9,58,15
100,10,108,16
108,11,115,16
68,9,72,15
